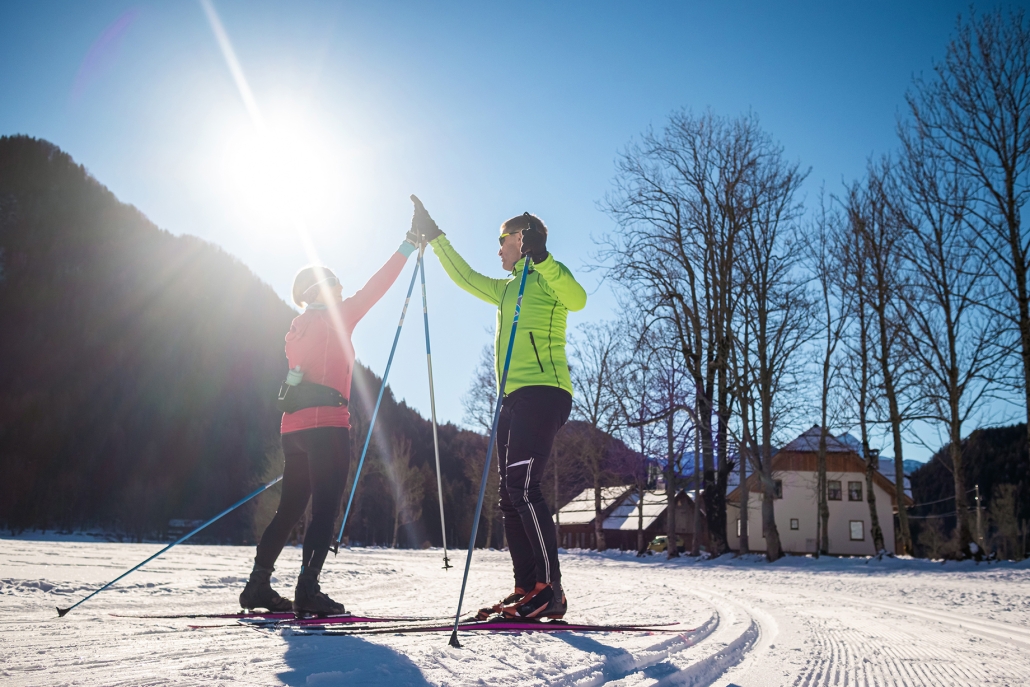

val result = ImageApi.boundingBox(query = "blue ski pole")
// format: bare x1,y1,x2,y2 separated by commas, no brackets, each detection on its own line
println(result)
56,474,284,617
448,254,533,648
333,254,421,553
418,238,451,569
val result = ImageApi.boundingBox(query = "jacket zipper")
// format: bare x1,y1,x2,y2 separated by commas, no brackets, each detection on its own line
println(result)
529,332,545,373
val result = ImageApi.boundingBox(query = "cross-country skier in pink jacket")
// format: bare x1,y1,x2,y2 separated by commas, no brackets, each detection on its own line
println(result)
239,227,419,616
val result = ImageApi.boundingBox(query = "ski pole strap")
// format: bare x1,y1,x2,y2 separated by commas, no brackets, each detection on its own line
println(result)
333,254,422,553
449,254,532,648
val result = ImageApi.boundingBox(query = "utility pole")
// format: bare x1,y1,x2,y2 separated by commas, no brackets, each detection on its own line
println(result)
975,484,983,549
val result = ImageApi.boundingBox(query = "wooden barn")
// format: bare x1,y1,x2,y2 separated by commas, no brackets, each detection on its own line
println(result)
556,486,708,552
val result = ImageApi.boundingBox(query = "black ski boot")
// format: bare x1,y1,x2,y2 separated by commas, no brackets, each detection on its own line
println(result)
239,563,293,613
476,587,527,620
506,581,566,620
293,573,345,617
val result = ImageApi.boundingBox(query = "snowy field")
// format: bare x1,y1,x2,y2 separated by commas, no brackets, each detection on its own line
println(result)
2,538,1030,686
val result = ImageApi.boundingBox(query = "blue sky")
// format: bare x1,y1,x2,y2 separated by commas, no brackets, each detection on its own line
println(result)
1,1,1018,460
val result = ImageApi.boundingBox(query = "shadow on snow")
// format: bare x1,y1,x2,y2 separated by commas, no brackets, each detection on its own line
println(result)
278,633,431,686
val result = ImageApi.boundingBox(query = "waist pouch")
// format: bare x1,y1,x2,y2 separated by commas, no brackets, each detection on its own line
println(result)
277,381,348,414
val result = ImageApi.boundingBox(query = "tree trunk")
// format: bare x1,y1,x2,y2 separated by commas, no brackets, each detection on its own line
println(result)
636,480,645,554
760,402,782,561
739,440,750,555
856,278,884,554
710,368,731,555
760,469,782,561
392,510,399,548
950,410,973,553
817,426,829,556
691,425,701,556
817,288,832,555
875,305,912,554
666,411,679,558
864,447,885,553
555,458,561,544
698,375,717,555
593,481,606,552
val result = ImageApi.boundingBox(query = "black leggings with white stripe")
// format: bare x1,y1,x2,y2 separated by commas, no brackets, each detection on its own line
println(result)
497,385,572,590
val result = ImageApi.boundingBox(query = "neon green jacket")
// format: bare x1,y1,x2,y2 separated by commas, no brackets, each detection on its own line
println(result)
430,235,587,397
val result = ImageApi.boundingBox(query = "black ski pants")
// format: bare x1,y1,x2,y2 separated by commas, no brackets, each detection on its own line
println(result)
497,385,572,591
255,427,350,578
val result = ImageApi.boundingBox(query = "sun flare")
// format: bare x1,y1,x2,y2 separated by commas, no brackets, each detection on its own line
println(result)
219,117,336,232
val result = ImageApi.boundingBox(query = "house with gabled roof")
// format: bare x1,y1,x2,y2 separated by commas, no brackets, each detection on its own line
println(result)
557,486,707,551
726,426,913,555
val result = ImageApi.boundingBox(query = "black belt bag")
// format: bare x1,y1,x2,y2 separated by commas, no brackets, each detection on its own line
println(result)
277,381,348,414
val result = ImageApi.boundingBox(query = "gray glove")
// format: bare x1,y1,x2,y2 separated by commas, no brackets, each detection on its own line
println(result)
410,194,443,242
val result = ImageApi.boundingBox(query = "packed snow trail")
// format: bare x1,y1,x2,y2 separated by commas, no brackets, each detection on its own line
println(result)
2,538,1030,685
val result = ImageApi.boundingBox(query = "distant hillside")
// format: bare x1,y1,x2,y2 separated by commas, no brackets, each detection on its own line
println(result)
909,424,1028,556
0,135,487,546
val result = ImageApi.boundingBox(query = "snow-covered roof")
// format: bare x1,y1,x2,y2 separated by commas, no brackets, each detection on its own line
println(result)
557,486,629,525
781,425,852,453
837,433,914,498
601,490,667,531
876,461,913,499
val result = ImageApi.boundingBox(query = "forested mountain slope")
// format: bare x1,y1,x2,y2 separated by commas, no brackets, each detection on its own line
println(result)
0,135,479,545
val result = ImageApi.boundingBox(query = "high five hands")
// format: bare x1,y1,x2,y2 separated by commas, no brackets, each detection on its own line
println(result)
409,195,443,244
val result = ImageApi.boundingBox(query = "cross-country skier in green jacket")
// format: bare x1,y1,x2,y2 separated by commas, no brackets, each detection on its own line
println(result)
410,195,586,620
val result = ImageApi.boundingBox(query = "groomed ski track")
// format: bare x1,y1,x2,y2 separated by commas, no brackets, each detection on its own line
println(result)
2,539,1029,686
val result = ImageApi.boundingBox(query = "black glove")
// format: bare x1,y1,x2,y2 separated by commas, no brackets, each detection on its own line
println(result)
520,224,548,263
409,194,443,243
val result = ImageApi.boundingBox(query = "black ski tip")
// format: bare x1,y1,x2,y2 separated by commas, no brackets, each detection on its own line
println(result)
56,607,70,617
448,629,462,648
331,541,340,556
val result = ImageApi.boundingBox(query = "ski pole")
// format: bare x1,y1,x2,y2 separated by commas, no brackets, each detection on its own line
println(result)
448,254,533,649
333,254,421,553
418,237,451,570
56,474,283,617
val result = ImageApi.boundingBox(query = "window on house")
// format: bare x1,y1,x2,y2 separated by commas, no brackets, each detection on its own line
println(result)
736,519,741,537
828,480,842,500
850,520,865,541
774,480,783,499
790,518,799,530
848,481,863,501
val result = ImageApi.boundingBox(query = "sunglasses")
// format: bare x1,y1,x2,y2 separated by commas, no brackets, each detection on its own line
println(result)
498,230,522,247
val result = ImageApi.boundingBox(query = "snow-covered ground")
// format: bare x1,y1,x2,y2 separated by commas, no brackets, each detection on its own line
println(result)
3,537,1029,686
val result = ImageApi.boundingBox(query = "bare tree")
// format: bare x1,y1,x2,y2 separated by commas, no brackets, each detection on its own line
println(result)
601,111,780,555
615,326,666,554
838,199,887,554
905,8,1030,471
461,344,497,433
894,120,1006,555
568,321,628,552
734,159,812,562
623,317,696,559
846,162,919,554
806,195,853,555
460,344,501,547
385,435,425,548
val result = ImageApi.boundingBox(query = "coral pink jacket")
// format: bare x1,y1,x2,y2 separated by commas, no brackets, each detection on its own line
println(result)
280,250,408,434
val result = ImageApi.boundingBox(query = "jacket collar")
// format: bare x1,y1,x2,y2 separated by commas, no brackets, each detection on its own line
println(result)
510,257,534,277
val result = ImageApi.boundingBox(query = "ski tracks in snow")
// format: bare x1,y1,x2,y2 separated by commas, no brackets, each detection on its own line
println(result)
790,594,1030,686
6,540,1030,686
